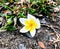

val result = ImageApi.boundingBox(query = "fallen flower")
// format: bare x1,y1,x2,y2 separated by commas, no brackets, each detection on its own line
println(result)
19,14,40,37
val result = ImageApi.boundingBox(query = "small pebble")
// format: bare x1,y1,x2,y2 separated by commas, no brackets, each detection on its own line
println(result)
19,44,26,49
41,18,46,24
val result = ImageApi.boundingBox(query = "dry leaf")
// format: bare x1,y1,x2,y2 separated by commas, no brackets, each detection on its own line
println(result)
38,41,46,49
4,10,11,14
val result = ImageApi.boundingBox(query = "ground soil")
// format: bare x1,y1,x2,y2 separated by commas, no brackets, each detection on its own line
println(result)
0,16,60,49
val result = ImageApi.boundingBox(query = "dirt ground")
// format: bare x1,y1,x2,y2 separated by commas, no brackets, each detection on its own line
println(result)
0,16,60,49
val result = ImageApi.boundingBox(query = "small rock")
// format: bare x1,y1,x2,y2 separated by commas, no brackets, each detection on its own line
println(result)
5,44,8,47
41,18,46,24
18,44,26,49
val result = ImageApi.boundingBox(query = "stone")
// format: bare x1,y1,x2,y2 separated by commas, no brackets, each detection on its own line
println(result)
18,44,26,49
41,18,46,24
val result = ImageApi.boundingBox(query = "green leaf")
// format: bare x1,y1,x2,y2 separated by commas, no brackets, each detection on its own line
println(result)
6,26,16,31
29,8,36,14
5,14,14,19
7,18,13,25
0,3,13,11
18,12,26,18
14,0,18,2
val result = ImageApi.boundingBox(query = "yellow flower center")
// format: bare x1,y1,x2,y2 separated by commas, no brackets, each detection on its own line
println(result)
24,18,38,32
29,23,33,27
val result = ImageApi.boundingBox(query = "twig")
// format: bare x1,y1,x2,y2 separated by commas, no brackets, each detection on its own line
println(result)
41,24,60,43
41,24,58,34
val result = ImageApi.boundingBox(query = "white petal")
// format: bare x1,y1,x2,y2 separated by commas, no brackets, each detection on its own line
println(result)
20,26,29,33
30,29,36,37
19,18,27,25
27,14,36,20
36,19,40,29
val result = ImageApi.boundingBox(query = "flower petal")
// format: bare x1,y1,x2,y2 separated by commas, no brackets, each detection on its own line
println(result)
19,18,27,25
30,29,36,37
27,14,36,20
36,19,40,29
20,26,29,33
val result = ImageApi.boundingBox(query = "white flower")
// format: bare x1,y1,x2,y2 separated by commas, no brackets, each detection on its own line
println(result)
19,14,40,37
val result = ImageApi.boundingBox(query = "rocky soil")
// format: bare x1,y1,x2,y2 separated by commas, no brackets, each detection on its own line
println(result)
0,16,60,49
